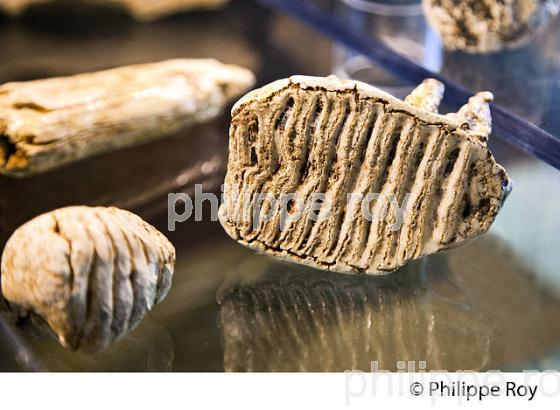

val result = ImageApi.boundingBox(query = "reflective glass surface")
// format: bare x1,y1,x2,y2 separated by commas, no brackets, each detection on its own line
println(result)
0,0,559,371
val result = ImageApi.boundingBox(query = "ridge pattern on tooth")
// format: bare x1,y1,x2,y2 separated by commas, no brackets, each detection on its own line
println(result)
219,76,511,275
423,0,560,53
0,206,175,351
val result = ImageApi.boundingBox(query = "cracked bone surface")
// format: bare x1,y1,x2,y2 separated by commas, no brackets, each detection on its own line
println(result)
423,0,560,53
0,0,229,20
219,76,511,275
0,59,255,177
0,206,175,351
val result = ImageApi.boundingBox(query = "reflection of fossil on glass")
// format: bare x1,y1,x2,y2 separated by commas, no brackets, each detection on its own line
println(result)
218,234,560,371
220,76,511,275
423,0,560,53
0,0,229,20
218,258,492,371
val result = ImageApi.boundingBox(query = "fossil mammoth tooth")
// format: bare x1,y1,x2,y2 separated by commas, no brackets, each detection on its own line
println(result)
219,75,511,275
0,206,175,352
422,0,560,53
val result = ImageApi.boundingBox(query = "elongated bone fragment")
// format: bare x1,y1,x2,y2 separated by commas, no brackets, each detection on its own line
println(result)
423,0,560,53
0,0,229,20
0,59,255,176
219,76,511,275
113,0,229,20
1,206,175,351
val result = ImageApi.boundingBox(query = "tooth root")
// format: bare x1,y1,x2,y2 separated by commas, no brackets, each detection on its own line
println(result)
404,79,445,114
456,91,494,143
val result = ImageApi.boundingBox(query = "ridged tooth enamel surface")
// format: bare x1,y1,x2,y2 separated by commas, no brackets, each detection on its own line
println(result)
219,76,511,275
423,0,560,53
1,206,175,351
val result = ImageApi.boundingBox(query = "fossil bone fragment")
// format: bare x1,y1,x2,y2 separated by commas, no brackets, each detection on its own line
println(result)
0,59,255,176
1,206,175,351
0,0,229,20
423,0,560,53
112,0,229,20
219,76,511,275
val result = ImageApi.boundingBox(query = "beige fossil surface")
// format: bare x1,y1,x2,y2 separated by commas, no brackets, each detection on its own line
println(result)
0,0,228,20
423,0,560,53
219,75,511,275
113,0,229,20
1,206,175,351
0,59,255,177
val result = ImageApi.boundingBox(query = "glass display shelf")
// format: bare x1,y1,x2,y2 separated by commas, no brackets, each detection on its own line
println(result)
0,0,559,371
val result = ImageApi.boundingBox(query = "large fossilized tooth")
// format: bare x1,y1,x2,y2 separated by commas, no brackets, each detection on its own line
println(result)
219,76,511,275
0,206,175,352
0,59,255,176
0,0,229,20
423,0,560,53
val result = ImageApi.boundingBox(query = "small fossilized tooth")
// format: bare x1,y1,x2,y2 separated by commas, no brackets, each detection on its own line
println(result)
0,206,175,352
423,0,560,53
219,75,511,275
0,59,255,176
0,0,228,20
